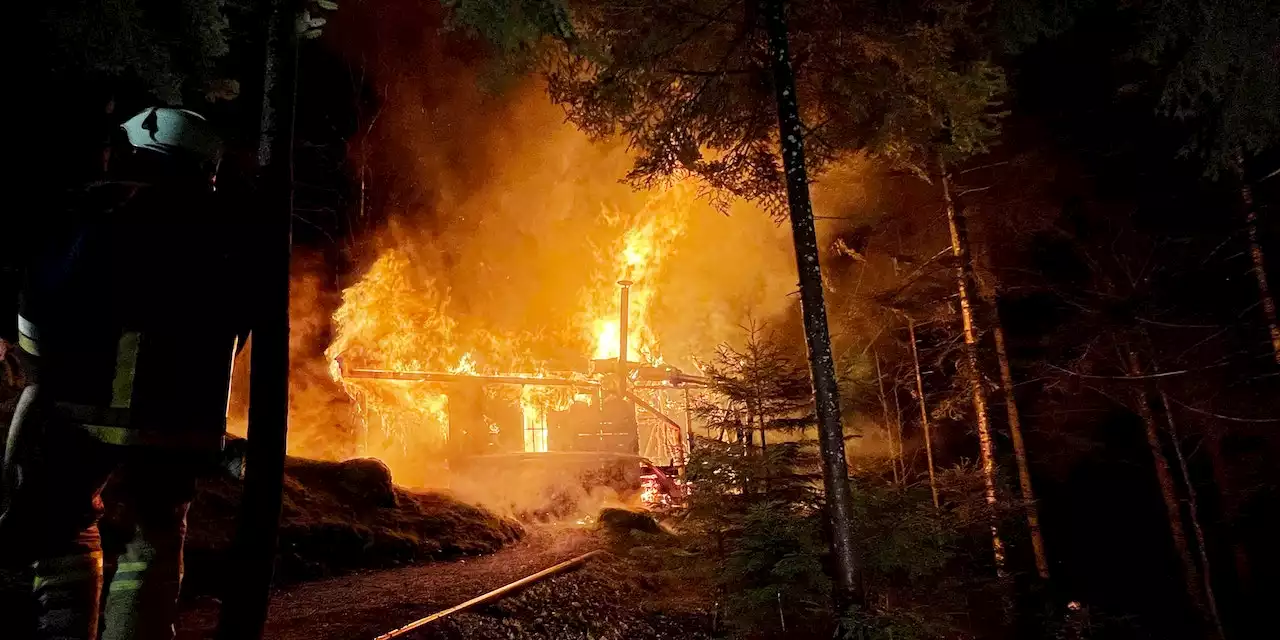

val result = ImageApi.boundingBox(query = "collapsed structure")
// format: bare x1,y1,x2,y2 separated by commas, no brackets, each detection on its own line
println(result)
335,280,708,498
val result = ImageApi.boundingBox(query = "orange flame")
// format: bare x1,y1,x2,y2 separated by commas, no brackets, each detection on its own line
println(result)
322,182,695,470
584,183,693,362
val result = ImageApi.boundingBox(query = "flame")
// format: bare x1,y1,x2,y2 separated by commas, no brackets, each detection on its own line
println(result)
584,183,693,362
326,248,456,377
449,352,478,375
323,249,458,468
519,386,549,453
324,182,696,450
592,319,620,362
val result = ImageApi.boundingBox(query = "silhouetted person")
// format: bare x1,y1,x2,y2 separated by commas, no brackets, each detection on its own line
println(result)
1,107,247,640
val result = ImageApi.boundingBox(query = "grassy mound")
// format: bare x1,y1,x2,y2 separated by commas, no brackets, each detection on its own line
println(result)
174,456,524,593
0,415,522,598
2,388,522,589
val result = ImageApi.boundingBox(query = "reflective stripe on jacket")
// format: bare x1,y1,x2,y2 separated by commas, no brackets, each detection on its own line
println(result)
17,181,248,450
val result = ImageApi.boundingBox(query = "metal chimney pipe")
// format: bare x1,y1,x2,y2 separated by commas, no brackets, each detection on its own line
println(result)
617,280,633,384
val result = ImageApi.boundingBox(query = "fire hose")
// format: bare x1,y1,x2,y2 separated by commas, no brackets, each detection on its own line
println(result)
373,550,607,640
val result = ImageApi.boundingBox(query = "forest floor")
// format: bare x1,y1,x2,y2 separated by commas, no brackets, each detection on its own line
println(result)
177,525,713,640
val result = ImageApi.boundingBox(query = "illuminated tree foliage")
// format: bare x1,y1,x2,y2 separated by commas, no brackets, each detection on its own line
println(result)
694,323,815,453
443,0,1004,213
533,0,1005,214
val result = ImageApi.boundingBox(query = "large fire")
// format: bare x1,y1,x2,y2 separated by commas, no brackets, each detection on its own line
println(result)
585,187,691,362
260,68,808,488
324,180,698,476
216,1,871,506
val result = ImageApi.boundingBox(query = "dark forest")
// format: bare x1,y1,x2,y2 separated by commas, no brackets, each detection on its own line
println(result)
2,1,1277,639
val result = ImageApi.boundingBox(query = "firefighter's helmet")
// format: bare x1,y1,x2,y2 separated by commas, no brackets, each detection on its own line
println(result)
119,107,223,168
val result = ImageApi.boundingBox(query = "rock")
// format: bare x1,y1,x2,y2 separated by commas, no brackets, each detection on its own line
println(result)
598,507,664,535
337,457,396,508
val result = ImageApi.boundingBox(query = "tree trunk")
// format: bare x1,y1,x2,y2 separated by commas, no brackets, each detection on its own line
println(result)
758,415,770,492
1158,388,1225,640
1125,350,1208,627
1203,425,1251,595
892,363,905,482
764,0,861,607
992,320,1050,579
875,348,902,484
938,152,1005,573
907,317,940,509
1236,157,1279,364
684,388,696,460
217,2,297,639
758,414,768,458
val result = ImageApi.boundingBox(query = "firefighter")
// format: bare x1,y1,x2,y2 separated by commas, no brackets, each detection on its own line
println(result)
0,107,248,640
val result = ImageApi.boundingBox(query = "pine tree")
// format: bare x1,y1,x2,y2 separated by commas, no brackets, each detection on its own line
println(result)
1007,0,1280,361
696,322,815,462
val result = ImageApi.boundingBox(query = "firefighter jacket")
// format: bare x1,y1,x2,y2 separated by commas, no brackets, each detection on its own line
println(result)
8,181,250,450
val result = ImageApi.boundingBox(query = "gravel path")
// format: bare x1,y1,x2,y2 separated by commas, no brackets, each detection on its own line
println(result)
177,527,600,640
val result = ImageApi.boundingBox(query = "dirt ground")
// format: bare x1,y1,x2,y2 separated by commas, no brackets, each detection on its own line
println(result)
177,525,712,640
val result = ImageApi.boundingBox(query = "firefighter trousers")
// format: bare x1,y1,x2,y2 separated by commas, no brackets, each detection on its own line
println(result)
1,391,197,640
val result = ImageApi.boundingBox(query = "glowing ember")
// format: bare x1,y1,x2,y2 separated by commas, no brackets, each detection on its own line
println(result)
639,475,662,506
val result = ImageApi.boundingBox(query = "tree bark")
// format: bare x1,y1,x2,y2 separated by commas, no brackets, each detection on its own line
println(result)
758,413,768,458
907,317,940,509
217,1,297,638
1236,156,1279,364
939,152,1005,573
758,413,770,492
1125,350,1208,627
1203,426,1251,596
684,388,695,460
993,319,1050,579
892,362,905,483
763,0,861,607
1157,388,1225,640
977,241,1049,577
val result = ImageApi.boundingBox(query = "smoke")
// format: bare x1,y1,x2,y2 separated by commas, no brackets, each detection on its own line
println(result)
328,0,803,364
341,81,804,369
448,457,638,523
227,252,358,462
